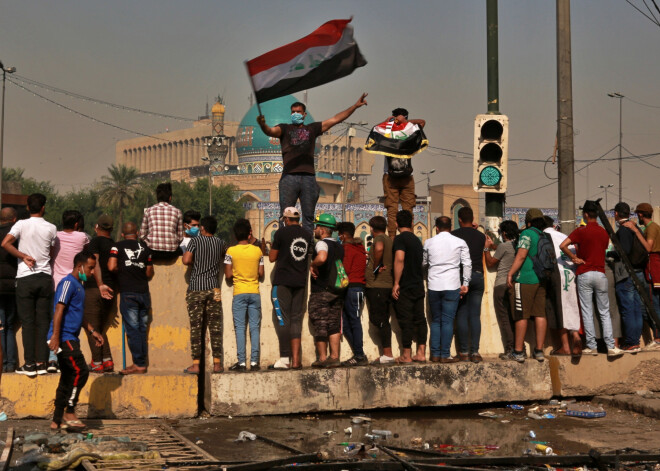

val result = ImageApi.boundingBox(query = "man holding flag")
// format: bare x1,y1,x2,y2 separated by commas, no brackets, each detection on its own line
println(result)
246,18,368,232
364,108,428,238
256,94,367,232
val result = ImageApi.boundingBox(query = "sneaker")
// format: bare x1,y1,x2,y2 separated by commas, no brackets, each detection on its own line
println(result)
511,351,526,363
36,363,48,375
642,341,660,351
250,362,260,371
582,348,599,356
16,364,37,377
320,357,341,369
47,361,60,373
533,349,545,362
371,355,394,365
267,358,290,370
89,361,104,373
499,350,513,360
341,356,368,367
102,360,114,372
607,347,624,357
470,353,483,363
622,345,641,353
229,362,247,372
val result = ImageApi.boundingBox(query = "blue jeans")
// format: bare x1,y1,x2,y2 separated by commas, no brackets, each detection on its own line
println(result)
278,173,320,233
232,293,261,364
119,292,151,367
0,295,18,370
456,271,484,354
616,276,643,347
577,271,614,349
342,286,365,358
428,289,461,358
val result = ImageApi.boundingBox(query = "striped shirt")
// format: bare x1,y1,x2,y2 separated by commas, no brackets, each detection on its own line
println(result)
139,202,184,252
187,235,227,291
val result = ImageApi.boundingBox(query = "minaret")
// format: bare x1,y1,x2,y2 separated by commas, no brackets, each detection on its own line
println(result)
212,96,225,137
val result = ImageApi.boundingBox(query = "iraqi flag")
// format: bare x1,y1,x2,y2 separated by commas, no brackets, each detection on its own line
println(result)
246,19,366,104
364,118,429,159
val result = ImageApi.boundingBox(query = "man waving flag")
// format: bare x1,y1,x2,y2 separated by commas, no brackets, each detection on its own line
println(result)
364,116,429,159
246,19,367,104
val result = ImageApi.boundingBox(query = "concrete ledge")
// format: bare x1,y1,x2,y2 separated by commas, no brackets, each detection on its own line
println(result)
597,393,660,419
0,372,197,419
549,351,660,397
208,360,553,416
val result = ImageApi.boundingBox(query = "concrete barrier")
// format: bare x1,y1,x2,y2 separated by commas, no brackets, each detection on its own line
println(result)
208,360,553,416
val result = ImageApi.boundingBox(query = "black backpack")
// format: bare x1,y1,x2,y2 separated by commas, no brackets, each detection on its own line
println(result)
387,157,413,177
529,228,558,282
628,231,649,269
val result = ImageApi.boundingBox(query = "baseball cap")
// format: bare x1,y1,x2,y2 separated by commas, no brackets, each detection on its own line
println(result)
524,208,544,224
97,214,114,231
635,202,653,215
282,207,300,218
613,202,630,215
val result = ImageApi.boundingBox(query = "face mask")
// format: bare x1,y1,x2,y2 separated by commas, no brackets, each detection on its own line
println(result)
291,112,304,125
337,237,343,244
185,226,199,237
78,272,88,282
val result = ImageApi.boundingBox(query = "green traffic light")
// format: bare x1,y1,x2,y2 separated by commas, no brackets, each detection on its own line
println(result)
479,166,502,186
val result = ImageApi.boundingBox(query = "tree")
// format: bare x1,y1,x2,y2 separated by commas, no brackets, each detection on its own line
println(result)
97,164,141,237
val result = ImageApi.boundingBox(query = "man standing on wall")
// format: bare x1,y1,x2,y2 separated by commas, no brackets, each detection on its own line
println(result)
256,94,368,232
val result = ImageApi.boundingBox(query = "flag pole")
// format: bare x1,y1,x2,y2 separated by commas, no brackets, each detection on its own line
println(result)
244,61,263,116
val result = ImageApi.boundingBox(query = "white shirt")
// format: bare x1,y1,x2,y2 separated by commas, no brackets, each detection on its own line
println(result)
423,231,471,291
9,217,57,278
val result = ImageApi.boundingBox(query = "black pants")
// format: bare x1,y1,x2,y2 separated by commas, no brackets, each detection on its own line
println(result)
53,340,89,425
493,283,514,352
394,287,427,349
16,273,53,365
366,287,393,349
272,285,306,357
150,248,182,261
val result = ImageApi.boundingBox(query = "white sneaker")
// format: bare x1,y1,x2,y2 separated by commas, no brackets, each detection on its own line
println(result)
269,358,290,370
582,348,599,356
642,341,660,351
607,347,624,357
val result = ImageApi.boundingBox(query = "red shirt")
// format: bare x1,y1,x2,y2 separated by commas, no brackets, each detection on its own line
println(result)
342,242,367,286
568,222,610,275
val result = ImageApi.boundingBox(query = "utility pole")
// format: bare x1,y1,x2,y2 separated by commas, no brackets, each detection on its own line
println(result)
342,122,366,220
557,0,576,235
484,0,504,226
607,92,624,202
0,62,17,209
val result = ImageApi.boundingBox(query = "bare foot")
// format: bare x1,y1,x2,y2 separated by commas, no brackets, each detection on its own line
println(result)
411,354,427,362
395,356,412,364
571,345,582,356
551,349,571,355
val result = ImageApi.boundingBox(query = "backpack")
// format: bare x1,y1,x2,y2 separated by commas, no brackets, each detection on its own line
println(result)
387,156,413,177
529,228,558,282
628,231,649,269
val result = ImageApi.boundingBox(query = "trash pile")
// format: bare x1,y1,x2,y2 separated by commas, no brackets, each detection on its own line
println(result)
14,432,160,470
478,399,606,423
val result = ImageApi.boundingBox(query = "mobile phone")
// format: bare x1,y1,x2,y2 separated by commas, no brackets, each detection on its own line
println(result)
373,263,383,276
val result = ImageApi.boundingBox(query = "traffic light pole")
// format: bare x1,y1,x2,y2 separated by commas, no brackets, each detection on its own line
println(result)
485,0,504,224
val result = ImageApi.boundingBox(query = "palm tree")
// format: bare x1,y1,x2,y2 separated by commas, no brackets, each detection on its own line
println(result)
97,164,141,237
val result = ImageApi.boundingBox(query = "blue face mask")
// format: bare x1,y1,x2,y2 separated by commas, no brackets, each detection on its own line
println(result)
291,112,304,125
186,226,200,237
78,272,88,282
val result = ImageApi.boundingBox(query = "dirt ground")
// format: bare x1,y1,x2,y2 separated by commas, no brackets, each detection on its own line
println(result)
2,399,660,467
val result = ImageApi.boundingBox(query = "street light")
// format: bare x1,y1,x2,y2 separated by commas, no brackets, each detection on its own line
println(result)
422,169,436,237
597,183,614,210
607,92,624,202
0,61,17,208
203,135,228,215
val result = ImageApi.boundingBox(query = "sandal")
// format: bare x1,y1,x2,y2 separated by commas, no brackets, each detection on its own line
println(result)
183,365,199,375
550,349,571,356
63,419,86,432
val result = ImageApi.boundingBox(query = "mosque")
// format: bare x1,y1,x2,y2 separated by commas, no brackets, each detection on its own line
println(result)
115,96,434,241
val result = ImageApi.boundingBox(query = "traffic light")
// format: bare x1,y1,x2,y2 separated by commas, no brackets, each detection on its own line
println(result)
473,114,508,193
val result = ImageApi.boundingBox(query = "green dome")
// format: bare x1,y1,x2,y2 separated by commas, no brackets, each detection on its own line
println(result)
235,95,316,174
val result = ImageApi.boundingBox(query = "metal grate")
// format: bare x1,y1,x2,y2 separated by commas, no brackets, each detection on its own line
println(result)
80,420,220,470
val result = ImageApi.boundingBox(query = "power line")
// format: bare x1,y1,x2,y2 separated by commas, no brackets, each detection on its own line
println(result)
11,73,196,121
625,0,660,26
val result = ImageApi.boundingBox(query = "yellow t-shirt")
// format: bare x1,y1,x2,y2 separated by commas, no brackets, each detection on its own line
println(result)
225,244,263,295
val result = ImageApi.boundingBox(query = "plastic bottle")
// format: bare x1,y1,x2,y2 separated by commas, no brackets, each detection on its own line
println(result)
372,430,392,438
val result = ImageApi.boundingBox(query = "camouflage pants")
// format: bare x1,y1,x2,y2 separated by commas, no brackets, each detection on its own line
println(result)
186,289,223,361
308,290,343,338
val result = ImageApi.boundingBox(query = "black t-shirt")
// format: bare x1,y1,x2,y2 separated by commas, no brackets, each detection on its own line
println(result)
272,225,312,288
311,238,344,293
451,227,486,273
109,239,153,293
88,235,116,289
277,122,322,175
392,231,424,290
0,223,17,295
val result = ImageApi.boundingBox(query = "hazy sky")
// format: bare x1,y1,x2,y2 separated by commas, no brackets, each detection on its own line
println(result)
1,0,659,209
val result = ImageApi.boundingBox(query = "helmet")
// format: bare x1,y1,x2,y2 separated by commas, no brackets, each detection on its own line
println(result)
314,213,336,229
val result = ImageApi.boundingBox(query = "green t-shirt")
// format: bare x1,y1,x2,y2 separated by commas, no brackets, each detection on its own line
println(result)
515,227,540,284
